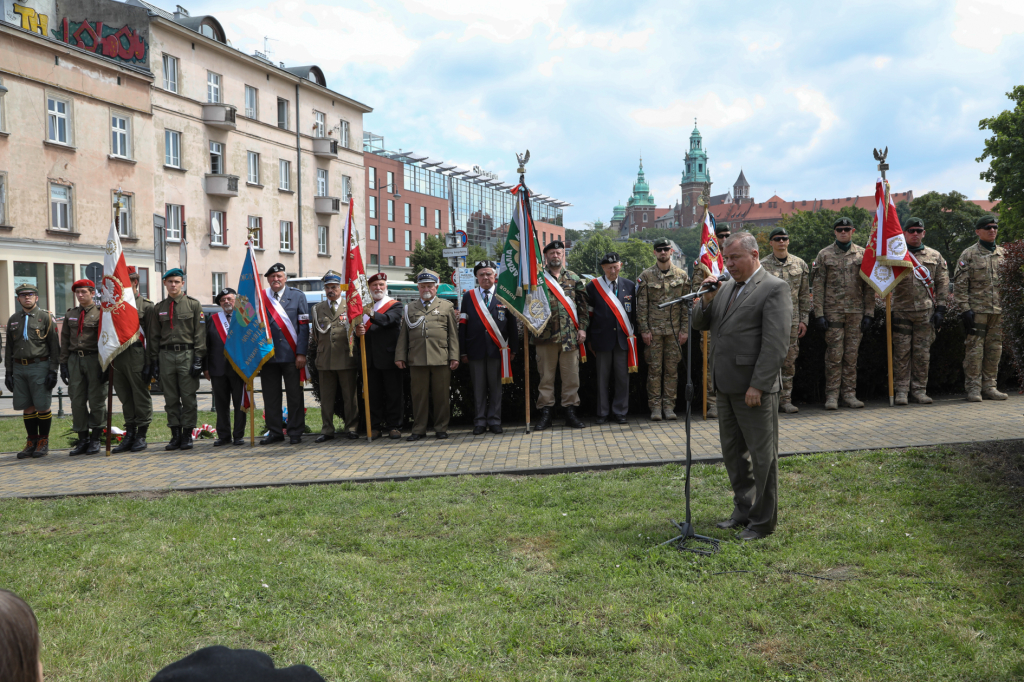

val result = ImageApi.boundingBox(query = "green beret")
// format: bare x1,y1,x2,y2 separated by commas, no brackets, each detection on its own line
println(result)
714,223,730,236
162,268,185,280
652,238,671,249
904,217,924,229
769,227,788,239
833,217,853,228
975,215,997,230
15,283,39,295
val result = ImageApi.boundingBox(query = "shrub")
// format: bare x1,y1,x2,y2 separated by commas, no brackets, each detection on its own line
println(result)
999,239,1024,385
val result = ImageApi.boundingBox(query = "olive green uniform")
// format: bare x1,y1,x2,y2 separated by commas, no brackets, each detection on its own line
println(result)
690,262,718,413
6,305,60,411
148,293,206,429
760,253,811,407
112,296,155,429
60,304,107,432
531,268,590,409
311,299,360,436
395,297,459,436
892,246,949,397
954,242,1004,396
637,263,690,413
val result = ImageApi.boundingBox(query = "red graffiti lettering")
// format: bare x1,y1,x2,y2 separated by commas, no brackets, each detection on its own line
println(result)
71,19,103,51
110,26,145,61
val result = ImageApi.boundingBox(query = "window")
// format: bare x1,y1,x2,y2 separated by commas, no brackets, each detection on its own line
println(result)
370,254,378,265
643,213,648,223
50,184,72,230
404,230,411,250
317,225,328,255
279,159,291,190
387,227,394,243
47,97,69,144
386,171,394,191
419,206,426,227
404,203,411,224
247,151,260,184
14,262,48,311
369,224,377,240
316,169,327,197
342,175,352,200
387,199,395,222
0,172,6,226
162,54,178,92
388,255,395,266
111,114,130,158
244,85,258,119
420,233,426,247
115,193,132,237
165,130,181,167
435,208,441,230
54,263,76,315
212,272,226,297
248,216,263,248
210,210,225,245
368,196,377,219
405,257,410,267
542,232,546,244
277,98,289,129
314,110,325,138
210,141,223,174
166,204,183,242
136,267,150,298
368,166,377,190
207,72,221,103
340,119,350,148
280,221,293,251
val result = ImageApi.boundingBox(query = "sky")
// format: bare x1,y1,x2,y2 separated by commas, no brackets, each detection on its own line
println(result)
188,0,1024,231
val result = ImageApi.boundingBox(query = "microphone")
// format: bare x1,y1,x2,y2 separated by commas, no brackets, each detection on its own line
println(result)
657,273,732,308
703,272,732,292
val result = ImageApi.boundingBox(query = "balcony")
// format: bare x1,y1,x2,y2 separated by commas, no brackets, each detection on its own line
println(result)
202,103,237,129
312,137,338,158
314,196,341,214
205,174,239,197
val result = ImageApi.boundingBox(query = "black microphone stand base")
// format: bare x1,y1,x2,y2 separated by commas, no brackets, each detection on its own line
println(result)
659,519,720,556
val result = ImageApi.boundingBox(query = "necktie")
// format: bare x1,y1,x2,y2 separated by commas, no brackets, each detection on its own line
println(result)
726,282,746,313
331,301,337,315
78,307,86,336
612,280,617,296
23,313,29,340
483,290,490,306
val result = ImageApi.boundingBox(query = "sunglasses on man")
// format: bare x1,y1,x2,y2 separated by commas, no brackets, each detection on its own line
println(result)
835,227,853,233
655,246,672,253
770,236,789,242
906,228,924,234
977,225,998,231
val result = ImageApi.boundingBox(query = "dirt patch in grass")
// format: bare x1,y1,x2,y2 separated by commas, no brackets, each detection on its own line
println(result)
510,535,557,573
951,440,1024,488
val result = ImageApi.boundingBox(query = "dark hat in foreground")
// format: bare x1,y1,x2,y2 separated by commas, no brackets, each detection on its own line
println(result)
15,283,39,295
162,268,185,280
148,646,326,682
474,260,498,274
714,222,730,236
975,215,998,230
543,239,565,253
367,272,387,285
600,252,621,265
903,217,924,230
652,238,672,249
833,217,854,228
264,263,286,277
72,279,95,291
769,227,788,239
214,287,237,304
321,270,342,284
416,269,440,284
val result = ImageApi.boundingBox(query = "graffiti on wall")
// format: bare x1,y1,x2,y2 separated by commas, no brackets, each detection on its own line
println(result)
3,0,56,35
52,18,148,63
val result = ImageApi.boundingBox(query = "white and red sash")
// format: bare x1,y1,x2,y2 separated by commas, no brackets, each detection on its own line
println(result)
907,251,935,303
263,288,306,383
543,271,587,363
468,289,513,383
212,310,250,408
362,295,399,330
593,277,638,373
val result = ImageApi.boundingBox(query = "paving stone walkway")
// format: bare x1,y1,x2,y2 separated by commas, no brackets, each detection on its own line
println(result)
1,394,1020,498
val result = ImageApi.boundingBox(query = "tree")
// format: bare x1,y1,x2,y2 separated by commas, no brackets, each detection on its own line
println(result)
895,200,912,229
977,86,1020,241
907,191,989,270
408,235,453,282
776,206,872,266
566,234,655,279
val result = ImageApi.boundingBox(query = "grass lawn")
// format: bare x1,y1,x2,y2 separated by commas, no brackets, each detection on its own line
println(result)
1,443,1022,681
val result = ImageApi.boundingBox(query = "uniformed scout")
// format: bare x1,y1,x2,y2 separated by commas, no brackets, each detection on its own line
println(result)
891,218,950,405
760,227,811,413
690,222,730,418
395,269,460,440
637,238,689,421
205,287,246,445
111,266,155,452
459,260,519,435
586,252,638,424
811,217,876,410
4,284,59,459
60,279,107,456
310,271,360,441
355,272,405,439
531,240,588,430
954,215,1007,402
148,268,206,450
260,263,310,445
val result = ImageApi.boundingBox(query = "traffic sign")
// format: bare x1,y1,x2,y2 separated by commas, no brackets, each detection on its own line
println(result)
454,230,468,247
442,247,468,257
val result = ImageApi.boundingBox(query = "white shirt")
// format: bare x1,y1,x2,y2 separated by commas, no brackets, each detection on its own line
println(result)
479,285,495,303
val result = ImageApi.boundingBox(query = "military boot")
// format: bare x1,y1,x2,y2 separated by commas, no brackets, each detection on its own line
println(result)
982,387,1008,400
650,406,663,422
663,405,678,421
17,436,38,460
894,392,908,406
131,425,149,452
824,394,839,411
31,438,49,458
966,392,982,403
563,406,586,429
85,428,103,455
910,390,933,404
69,432,90,456
165,426,182,451
532,407,552,431
842,394,864,408
179,427,194,450
706,404,718,419
112,428,136,453
779,401,799,414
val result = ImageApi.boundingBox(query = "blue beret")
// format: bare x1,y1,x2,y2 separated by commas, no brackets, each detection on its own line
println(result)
322,270,342,284
163,268,185,280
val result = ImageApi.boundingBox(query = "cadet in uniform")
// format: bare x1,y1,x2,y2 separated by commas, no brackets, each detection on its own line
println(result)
60,279,107,456
760,227,811,413
690,222,730,418
260,263,310,445
205,287,246,445
954,215,1007,402
395,269,459,440
310,271,360,441
586,252,637,424
532,240,588,430
891,218,949,405
5,284,59,459
637,238,689,421
111,266,155,452
812,217,875,410
148,268,206,450
356,272,405,439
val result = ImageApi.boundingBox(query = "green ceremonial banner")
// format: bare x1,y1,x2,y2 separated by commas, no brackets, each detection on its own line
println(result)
496,188,551,336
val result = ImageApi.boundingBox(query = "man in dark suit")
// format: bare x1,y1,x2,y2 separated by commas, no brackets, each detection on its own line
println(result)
692,232,793,540
260,263,309,445
459,261,520,435
356,272,405,439
205,287,246,446
585,252,637,424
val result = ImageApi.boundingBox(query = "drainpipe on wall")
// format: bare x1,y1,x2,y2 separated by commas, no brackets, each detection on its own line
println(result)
295,83,303,277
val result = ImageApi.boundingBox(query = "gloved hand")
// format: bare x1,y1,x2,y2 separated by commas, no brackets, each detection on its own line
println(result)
60,362,70,385
142,362,152,384
931,306,946,329
150,359,160,383
961,310,975,331
860,316,873,334
188,355,203,379
815,316,828,331
4,373,13,393
45,370,58,391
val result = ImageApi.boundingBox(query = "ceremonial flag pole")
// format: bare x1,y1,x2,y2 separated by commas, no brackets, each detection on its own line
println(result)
249,381,255,446
702,337,709,420
338,196,372,440
694,183,722,420
360,335,372,441
886,293,894,404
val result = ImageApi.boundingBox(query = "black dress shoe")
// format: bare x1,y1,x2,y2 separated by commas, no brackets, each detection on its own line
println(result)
314,434,334,443
260,434,285,445
716,518,747,530
233,438,245,445
213,438,231,447
594,416,607,424
490,425,503,434
289,436,302,445
436,432,448,439
613,414,627,424
737,528,769,541
346,431,360,440
473,425,486,435
389,429,402,439
407,433,425,442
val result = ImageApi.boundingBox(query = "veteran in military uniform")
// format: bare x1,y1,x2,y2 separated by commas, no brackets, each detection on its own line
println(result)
637,238,689,421
891,218,950,405
111,266,155,452
811,217,876,410
355,272,405,439
586,252,638,424
690,222,730,418
5,284,59,459
395,269,460,440
204,287,247,446
60,279,107,456
954,215,1007,402
310,271,360,441
760,227,811,413
532,240,588,430
148,268,206,450
260,263,310,445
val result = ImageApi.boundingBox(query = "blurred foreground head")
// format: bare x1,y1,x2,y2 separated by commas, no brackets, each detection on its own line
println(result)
0,589,42,682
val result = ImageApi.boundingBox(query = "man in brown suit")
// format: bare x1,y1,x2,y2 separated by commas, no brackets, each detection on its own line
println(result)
692,232,793,540
311,271,360,441
395,269,460,440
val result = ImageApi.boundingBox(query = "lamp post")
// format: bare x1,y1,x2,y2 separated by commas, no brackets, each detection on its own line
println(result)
374,181,401,273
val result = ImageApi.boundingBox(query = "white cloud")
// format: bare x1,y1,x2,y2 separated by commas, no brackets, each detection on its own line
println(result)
399,0,566,42
456,124,483,142
631,92,756,129
786,86,838,154
549,25,654,52
537,56,563,77
874,56,892,68
952,0,1024,53
746,39,782,52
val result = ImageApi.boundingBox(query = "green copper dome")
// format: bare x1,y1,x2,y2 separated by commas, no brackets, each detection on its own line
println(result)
626,158,656,207
682,120,710,185
611,201,626,221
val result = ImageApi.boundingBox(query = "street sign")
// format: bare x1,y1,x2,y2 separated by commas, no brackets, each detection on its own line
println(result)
453,267,474,310
443,247,468,257
454,230,468,247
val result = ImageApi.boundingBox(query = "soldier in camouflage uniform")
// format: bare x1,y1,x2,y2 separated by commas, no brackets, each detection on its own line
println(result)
891,218,949,405
111,266,155,452
60,279,107,456
5,284,60,459
760,227,811,413
690,222,730,418
954,215,1006,402
812,216,875,410
637,238,689,421
532,240,589,430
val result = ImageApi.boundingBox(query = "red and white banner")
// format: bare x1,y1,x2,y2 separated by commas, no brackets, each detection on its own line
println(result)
98,220,140,370
263,288,306,383
697,209,724,277
341,200,368,354
860,179,911,296
362,296,398,330
543,271,586,363
468,289,513,383
593,277,638,373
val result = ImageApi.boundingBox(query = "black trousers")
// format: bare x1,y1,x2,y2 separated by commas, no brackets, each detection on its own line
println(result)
367,364,404,430
260,362,305,438
469,357,502,426
211,373,246,441
594,348,629,417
